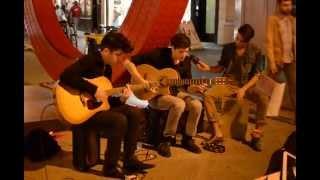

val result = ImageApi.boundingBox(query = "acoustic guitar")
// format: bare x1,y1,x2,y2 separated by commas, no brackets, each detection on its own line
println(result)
131,64,233,100
55,76,157,125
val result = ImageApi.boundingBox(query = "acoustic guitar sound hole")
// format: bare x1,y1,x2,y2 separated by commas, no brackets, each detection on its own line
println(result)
87,99,103,109
159,77,168,87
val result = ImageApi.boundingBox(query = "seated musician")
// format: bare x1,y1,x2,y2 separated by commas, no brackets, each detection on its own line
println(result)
203,24,268,152
132,33,211,157
59,32,154,178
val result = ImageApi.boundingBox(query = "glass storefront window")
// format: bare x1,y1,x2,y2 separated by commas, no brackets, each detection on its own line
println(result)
182,0,191,22
58,0,91,18
107,0,191,27
108,0,132,27
79,0,91,17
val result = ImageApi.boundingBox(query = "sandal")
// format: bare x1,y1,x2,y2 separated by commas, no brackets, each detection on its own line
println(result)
201,136,224,145
202,138,225,153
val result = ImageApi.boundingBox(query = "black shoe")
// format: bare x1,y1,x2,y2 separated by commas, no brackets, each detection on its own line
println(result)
157,141,171,157
168,136,177,146
182,136,202,154
124,156,155,171
250,137,262,152
103,166,125,179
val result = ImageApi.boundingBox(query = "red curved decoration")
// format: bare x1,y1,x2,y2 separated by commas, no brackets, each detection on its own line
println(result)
113,0,188,82
25,0,75,80
25,0,188,83
32,0,81,59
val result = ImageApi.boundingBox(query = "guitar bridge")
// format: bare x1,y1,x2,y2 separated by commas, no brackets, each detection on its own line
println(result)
80,93,102,110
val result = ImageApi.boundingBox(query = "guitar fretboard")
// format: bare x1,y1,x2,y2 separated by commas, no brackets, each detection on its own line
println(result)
166,77,230,86
105,84,149,96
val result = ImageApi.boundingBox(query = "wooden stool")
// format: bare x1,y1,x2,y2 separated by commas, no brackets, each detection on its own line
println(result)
72,125,102,171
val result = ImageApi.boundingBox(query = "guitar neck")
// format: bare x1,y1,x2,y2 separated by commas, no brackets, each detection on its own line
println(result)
105,84,148,96
166,78,227,86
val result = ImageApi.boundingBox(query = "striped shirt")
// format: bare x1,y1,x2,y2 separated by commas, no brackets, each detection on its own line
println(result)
278,17,294,63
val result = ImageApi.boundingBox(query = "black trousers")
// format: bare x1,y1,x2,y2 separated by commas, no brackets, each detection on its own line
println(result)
83,105,145,168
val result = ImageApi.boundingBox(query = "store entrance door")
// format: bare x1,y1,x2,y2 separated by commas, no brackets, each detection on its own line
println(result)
191,0,219,43
91,0,99,32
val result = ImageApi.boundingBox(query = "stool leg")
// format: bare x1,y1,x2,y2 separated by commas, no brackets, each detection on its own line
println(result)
72,126,89,171
86,130,100,166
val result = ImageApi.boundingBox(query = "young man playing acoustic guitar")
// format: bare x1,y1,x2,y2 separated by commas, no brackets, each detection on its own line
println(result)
132,33,211,157
59,32,154,178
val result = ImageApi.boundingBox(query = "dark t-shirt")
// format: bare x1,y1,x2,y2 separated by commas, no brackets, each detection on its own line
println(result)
132,48,192,79
59,52,121,106
218,42,263,86
132,48,195,95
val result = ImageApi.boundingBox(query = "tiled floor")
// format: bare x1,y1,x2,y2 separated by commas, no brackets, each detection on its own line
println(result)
24,118,295,180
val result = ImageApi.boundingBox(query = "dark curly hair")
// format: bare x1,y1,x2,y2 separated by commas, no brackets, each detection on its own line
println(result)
100,31,134,53
238,24,255,42
170,33,191,49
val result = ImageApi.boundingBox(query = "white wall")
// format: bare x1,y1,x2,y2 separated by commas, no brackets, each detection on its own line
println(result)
107,0,132,27
241,0,277,52
217,0,236,45
217,0,277,47
182,0,192,22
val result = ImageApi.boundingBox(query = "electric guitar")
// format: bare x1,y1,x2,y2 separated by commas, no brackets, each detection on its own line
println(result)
131,64,233,100
55,76,157,125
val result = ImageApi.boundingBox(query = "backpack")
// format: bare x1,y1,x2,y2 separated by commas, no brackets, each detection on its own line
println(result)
24,128,61,162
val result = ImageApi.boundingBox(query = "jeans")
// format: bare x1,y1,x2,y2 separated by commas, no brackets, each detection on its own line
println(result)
270,62,296,109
